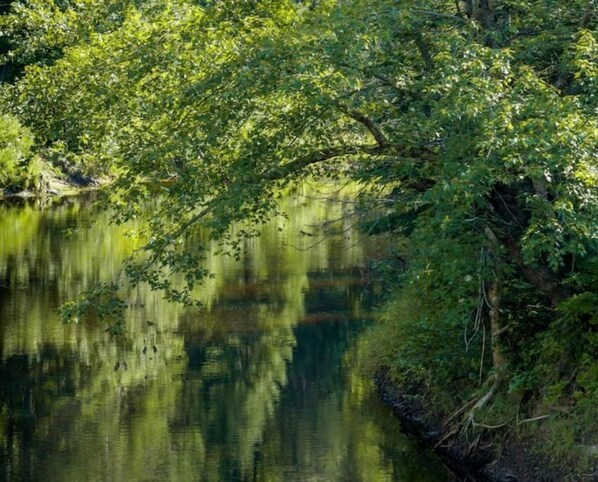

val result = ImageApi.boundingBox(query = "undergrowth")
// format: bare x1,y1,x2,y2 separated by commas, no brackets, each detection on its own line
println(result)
358,271,598,478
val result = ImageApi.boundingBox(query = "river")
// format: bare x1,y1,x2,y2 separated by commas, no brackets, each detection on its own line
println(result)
0,189,456,481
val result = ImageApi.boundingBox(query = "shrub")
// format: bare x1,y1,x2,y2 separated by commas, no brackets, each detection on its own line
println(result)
0,114,38,189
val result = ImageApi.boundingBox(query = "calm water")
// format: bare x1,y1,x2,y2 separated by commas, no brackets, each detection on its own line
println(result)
0,191,455,481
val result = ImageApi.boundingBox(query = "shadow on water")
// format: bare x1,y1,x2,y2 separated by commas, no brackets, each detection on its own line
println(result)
0,188,460,481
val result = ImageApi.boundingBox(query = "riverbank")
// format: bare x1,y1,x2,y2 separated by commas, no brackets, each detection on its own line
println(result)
374,371,585,482
356,261,598,482
0,164,104,201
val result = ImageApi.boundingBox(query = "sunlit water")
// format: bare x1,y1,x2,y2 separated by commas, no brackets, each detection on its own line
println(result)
0,190,455,481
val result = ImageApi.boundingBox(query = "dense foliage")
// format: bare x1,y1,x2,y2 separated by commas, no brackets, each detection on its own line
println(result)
0,113,39,189
1,0,597,473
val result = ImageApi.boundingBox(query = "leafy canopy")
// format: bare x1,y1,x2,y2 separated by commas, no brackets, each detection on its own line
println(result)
2,0,598,436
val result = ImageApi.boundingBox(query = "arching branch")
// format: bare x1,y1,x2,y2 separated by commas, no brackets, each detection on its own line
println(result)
267,138,434,181
346,110,391,148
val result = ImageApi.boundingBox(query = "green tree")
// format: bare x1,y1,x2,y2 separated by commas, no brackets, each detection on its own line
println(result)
0,0,155,78
2,0,597,461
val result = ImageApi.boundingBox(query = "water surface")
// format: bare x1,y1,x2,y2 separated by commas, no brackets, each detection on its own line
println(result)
0,191,455,481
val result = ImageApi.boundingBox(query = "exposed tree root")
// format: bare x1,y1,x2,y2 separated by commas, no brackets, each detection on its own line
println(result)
439,277,509,442
461,279,505,431
460,376,505,434
445,397,477,425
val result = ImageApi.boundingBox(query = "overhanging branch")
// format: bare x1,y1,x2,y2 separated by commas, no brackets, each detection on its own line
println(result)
346,110,391,148
267,138,434,181
485,226,570,305
265,144,386,180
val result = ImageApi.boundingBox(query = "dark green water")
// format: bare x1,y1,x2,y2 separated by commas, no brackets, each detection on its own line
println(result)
0,191,455,481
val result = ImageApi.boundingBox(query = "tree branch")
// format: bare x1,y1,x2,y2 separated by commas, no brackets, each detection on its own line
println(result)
346,110,390,147
501,235,570,305
488,222,570,305
265,144,386,180
414,32,435,71
267,138,434,181
580,5,596,30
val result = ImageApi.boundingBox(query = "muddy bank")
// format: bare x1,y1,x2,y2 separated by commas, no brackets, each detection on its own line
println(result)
375,372,562,482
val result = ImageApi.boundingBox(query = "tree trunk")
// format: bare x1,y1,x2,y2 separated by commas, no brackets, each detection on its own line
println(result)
465,0,495,29
488,280,506,385
466,279,506,426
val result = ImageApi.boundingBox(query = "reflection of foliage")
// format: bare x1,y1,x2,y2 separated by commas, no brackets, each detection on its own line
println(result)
60,281,128,331
0,195,137,290
0,189,436,482
0,201,40,257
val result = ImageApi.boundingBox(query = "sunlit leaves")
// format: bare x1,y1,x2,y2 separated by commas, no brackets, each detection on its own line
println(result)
2,0,598,387
0,113,37,187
